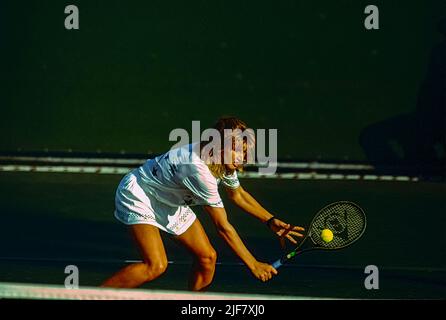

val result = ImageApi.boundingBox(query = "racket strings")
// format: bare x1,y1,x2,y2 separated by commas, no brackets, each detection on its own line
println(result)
310,202,366,248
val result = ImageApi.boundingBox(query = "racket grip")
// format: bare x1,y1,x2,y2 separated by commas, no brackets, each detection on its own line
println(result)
271,259,283,269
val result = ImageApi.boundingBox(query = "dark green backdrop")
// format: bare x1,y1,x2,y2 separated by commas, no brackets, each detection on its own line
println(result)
1,0,444,159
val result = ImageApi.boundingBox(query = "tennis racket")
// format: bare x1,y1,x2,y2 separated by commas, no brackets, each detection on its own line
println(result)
271,201,366,269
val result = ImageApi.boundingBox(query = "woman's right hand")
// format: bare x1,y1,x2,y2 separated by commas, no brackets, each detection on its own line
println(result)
249,261,278,282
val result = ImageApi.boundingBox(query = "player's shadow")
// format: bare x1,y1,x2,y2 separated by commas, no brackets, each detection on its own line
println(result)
359,18,446,178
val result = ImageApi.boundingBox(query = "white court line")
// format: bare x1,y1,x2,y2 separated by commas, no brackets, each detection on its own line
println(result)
1,256,443,273
1,155,375,171
0,282,317,300
0,165,418,182
0,156,145,165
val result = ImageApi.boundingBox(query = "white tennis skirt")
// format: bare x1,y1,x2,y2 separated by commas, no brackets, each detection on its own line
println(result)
114,170,196,235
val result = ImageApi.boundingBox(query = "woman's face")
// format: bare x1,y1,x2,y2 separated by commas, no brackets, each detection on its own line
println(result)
223,141,247,172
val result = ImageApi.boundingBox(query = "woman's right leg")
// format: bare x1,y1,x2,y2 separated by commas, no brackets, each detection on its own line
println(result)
101,224,168,288
173,219,217,291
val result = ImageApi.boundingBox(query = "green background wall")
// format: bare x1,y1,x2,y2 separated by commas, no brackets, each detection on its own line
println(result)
1,0,444,159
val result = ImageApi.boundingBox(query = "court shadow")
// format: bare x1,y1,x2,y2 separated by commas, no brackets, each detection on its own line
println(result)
359,18,446,178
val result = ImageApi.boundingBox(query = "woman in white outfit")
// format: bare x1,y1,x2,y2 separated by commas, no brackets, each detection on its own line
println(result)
101,117,304,291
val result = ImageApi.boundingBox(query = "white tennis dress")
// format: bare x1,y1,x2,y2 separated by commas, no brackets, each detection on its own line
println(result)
114,143,240,235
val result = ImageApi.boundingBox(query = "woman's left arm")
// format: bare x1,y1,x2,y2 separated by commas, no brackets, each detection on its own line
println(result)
226,186,273,222
226,186,305,244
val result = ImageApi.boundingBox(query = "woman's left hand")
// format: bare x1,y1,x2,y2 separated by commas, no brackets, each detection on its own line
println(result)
267,218,305,245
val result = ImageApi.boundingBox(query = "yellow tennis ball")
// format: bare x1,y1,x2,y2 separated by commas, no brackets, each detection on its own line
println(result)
321,229,334,243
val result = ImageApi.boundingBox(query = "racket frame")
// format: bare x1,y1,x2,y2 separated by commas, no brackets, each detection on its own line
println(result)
271,201,366,269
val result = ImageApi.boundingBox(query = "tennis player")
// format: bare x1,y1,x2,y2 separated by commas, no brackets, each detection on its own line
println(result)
101,117,304,291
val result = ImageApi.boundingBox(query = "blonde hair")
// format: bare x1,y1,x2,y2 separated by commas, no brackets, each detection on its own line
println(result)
201,116,255,179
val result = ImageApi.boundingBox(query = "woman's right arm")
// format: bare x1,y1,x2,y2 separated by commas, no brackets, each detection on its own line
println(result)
203,205,278,282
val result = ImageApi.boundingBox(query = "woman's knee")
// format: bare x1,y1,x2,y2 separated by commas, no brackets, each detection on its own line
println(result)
196,249,217,269
143,259,168,279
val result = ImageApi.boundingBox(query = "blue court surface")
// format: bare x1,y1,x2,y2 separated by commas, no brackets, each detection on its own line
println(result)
0,171,444,299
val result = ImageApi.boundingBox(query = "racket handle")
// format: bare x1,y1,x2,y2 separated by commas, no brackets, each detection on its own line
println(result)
271,259,283,269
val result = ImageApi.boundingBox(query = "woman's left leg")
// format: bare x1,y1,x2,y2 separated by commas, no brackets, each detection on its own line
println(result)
174,219,217,291
101,224,168,288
